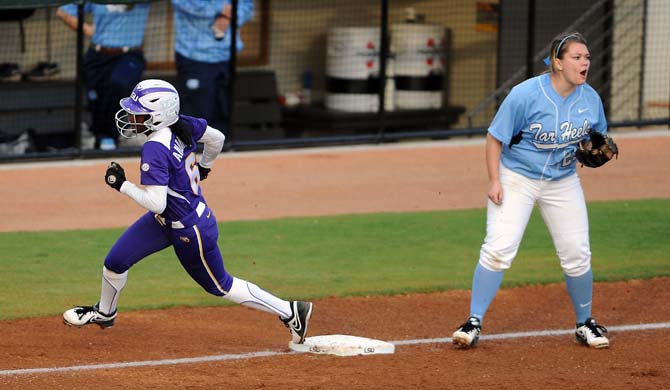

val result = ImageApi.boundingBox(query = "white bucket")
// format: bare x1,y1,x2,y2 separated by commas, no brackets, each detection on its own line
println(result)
391,23,445,109
326,27,393,112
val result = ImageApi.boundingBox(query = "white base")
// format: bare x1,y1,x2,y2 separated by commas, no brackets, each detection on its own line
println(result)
289,334,395,356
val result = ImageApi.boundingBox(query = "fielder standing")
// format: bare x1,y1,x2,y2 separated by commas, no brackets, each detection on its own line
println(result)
63,79,313,345
452,32,617,349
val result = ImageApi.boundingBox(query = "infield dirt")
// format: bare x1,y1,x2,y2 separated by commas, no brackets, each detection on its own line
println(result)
1,130,669,389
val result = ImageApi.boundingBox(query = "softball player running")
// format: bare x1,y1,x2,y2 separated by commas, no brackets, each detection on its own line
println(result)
63,79,313,344
452,32,610,349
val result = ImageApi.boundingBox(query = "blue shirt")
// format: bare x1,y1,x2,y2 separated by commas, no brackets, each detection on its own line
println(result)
140,115,208,221
172,0,254,63
59,3,150,48
488,73,608,181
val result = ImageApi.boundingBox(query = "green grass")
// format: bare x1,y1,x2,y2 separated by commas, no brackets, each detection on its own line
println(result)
0,199,668,320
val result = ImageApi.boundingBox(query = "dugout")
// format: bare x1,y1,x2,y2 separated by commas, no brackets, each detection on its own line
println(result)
0,1,668,160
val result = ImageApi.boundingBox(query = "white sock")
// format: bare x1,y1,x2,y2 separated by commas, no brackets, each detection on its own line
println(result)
99,266,128,315
224,277,292,318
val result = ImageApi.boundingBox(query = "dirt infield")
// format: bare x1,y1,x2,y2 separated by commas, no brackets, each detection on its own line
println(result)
1,129,669,389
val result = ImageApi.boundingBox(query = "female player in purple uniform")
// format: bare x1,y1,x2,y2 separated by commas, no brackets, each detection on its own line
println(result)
63,79,312,344
451,32,610,349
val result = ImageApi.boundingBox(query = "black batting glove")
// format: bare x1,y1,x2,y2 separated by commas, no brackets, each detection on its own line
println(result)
197,163,211,181
105,161,126,191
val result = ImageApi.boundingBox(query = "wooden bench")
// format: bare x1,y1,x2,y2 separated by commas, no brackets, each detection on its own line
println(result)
0,71,286,147
231,70,284,141
0,80,76,138
281,104,466,137
0,71,466,150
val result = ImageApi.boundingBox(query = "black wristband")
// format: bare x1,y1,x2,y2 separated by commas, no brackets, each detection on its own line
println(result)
197,163,211,180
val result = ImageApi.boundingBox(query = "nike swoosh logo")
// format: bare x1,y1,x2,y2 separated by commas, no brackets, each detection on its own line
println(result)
578,108,589,114
579,301,592,308
291,317,303,331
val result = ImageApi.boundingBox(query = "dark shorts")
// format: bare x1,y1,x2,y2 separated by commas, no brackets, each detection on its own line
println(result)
104,207,233,296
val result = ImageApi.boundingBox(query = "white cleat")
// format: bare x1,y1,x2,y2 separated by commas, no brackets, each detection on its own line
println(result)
63,303,116,329
575,317,609,348
452,316,481,348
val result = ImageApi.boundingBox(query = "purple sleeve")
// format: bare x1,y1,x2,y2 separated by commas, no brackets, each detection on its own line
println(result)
178,115,208,142
140,141,170,186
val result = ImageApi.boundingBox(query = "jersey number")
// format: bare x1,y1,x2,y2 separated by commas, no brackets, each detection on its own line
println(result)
562,150,576,167
184,152,201,195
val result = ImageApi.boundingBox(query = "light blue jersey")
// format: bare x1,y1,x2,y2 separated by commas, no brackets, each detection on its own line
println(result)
59,3,150,48
488,73,608,180
172,0,254,63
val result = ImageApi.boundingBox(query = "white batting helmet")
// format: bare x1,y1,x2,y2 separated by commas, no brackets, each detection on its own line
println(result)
115,79,180,138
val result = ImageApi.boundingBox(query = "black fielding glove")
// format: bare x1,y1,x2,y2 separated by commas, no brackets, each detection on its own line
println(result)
576,130,619,168
105,162,126,191
197,163,211,181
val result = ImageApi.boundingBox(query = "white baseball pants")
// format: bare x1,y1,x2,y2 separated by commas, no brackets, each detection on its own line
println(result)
479,165,591,277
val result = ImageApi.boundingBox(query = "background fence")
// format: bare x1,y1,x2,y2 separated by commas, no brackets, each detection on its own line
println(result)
0,0,668,160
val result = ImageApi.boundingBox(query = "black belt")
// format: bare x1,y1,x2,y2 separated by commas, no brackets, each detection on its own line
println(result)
91,44,142,55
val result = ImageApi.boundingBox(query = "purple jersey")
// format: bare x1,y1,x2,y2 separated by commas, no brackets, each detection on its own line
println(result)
106,115,233,295
139,115,208,221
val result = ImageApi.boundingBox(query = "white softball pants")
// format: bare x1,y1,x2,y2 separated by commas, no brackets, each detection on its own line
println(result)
479,165,591,277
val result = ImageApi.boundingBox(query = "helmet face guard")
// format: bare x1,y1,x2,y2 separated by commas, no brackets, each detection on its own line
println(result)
115,80,180,138
115,110,153,139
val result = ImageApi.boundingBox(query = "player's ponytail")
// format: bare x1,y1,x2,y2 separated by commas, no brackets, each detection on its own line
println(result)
169,116,194,148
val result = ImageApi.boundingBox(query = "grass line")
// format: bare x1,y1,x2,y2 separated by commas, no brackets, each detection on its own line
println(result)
0,199,668,320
